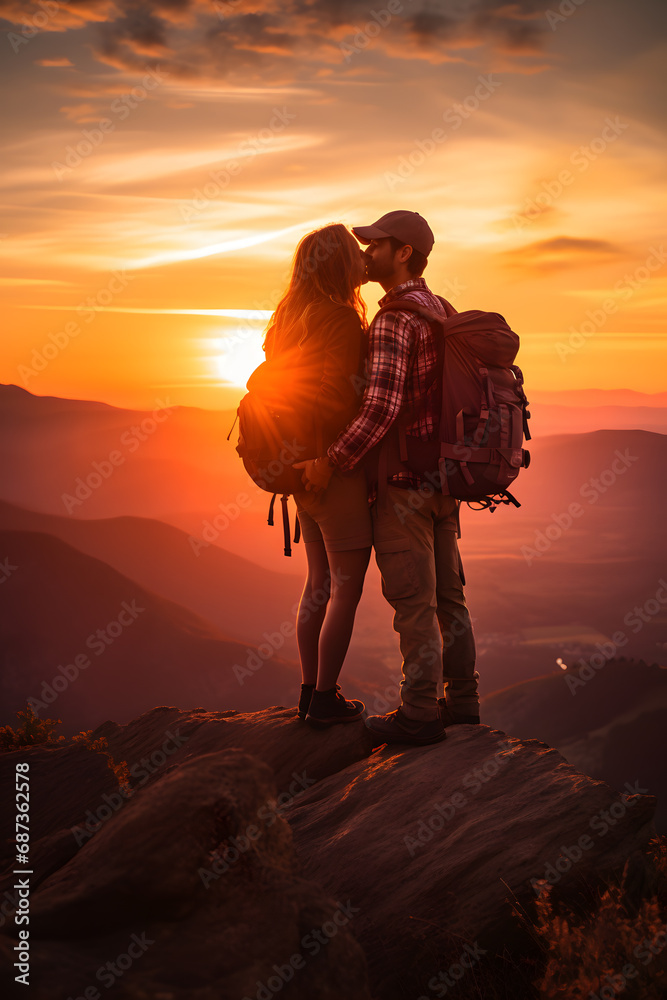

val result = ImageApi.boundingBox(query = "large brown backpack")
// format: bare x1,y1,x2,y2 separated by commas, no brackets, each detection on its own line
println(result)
373,295,531,509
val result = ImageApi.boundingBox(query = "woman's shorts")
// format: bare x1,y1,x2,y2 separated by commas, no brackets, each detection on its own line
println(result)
293,466,372,552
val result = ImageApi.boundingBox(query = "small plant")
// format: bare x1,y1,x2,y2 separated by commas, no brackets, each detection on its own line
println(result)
1,705,130,790
0,705,65,749
530,849,667,999
72,729,131,790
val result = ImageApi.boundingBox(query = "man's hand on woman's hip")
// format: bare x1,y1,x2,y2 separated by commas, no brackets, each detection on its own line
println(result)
293,456,335,492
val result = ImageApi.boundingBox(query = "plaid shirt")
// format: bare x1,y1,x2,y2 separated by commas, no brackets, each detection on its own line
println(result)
327,277,446,484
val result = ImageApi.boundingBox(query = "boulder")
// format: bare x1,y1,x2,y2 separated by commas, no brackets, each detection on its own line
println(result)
3,748,373,999
286,724,657,1000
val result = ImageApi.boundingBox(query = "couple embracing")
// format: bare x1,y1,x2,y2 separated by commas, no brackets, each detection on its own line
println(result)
254,211,480,747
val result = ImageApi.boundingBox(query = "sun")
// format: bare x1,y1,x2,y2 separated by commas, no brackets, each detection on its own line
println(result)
215,328,266,388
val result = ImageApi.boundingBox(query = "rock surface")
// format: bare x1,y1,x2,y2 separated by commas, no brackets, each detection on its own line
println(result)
2,746,372,999
95,703,376,794
482,658,667,834
286,725,658,1000
0,745,118,864
0,706,661,1000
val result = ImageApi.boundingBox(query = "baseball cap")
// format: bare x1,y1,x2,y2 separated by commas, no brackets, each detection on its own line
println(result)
352,210,435,257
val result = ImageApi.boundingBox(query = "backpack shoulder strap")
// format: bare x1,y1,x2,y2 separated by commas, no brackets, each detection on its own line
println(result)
373,297,452,403
374,295,457,327
371,296,454,508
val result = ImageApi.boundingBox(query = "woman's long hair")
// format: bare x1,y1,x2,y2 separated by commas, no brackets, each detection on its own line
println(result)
264,224,367,359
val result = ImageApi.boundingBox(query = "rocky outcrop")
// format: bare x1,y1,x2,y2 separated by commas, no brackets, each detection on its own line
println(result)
1,745,372,1000
0,744,118,863
482,658,667,832
0,706,661,1000
94,703,375,794
286,724,657,999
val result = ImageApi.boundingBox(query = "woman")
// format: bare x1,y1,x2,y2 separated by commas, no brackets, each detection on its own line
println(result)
262,223,370,728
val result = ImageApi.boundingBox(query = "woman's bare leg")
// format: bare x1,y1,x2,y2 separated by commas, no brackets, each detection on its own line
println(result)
316,546,371,691
296,539,330,685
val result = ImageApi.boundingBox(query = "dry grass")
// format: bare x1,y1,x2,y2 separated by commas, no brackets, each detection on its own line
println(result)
531,840,667,999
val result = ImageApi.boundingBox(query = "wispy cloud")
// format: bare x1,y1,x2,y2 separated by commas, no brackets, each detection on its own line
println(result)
128,223,311,270
500,235,627,272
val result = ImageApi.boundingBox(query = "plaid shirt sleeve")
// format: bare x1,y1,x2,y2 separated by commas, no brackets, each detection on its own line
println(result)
327,308,418,472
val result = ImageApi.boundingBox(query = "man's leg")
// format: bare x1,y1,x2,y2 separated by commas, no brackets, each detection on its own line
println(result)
372,485,441,722
433,502,479,716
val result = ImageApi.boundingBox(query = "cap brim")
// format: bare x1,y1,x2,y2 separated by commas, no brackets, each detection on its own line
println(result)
351,225,392,245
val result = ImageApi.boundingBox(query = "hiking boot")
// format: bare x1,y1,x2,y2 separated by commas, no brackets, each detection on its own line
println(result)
297,683,342,720
306,687,365,728
365,707,446,746
437,698,480,727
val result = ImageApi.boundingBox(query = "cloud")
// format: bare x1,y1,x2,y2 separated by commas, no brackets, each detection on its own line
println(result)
35,57,75,66
500,235,627,271
1,0,555,85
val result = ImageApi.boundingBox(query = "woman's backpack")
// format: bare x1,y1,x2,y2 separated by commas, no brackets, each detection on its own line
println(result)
232,350,322,555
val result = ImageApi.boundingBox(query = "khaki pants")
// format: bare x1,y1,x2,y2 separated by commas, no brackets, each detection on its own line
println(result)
371,484,479,721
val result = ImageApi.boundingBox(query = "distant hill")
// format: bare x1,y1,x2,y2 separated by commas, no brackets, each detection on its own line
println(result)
1,386,666,695
529,389,667,408
0,530,299,733
528,404,667,437
456,429,667,685
0,383,244,521
0,500,302,648
482,658,667,830
516,388,667,438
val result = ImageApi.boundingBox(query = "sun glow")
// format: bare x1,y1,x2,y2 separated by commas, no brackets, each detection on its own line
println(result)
214,330,265,388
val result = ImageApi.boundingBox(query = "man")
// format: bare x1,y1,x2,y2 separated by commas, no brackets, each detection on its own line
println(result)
295,210,480,746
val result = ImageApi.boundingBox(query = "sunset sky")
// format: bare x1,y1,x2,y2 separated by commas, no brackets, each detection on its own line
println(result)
1,0,665,411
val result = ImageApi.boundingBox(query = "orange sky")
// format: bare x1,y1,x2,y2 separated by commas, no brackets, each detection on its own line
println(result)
1,0,666,410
